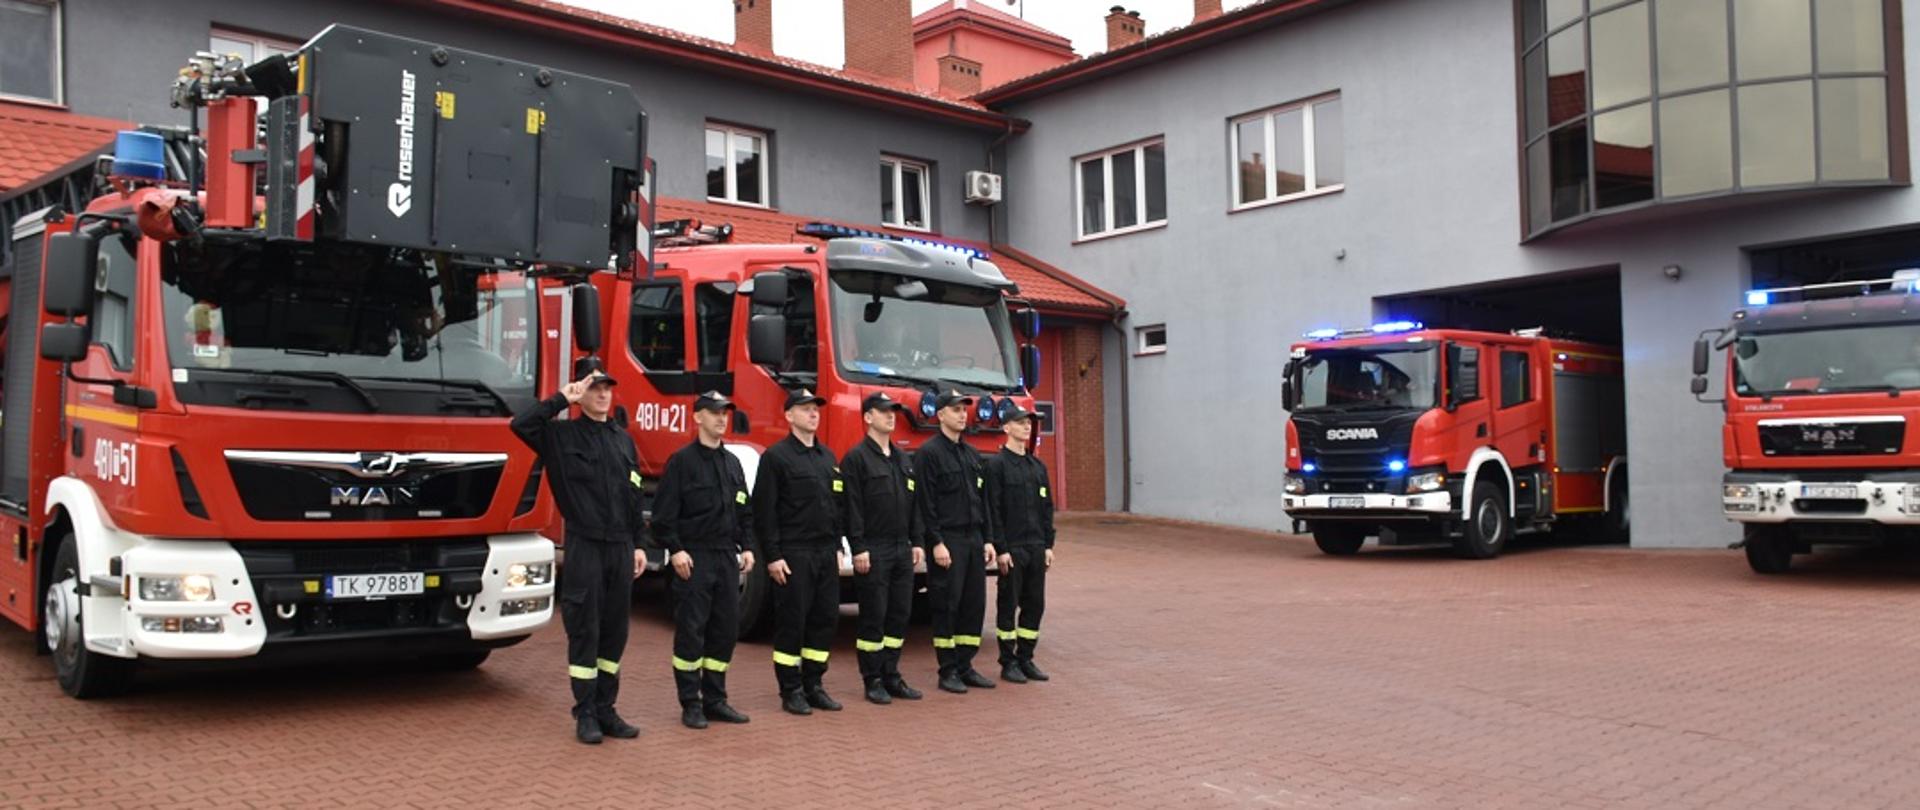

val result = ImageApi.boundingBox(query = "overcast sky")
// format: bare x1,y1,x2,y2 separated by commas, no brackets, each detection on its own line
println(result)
565,0,1263,68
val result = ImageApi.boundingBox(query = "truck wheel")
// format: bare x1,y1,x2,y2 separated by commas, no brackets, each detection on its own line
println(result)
1602,469,1630,544
736,559,773,641
1744,526,1794,574
1453,481,1510,559
45,535,134,699
1311,525,1367,556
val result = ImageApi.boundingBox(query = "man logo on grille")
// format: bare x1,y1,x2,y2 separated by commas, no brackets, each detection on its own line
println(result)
360,452,411,478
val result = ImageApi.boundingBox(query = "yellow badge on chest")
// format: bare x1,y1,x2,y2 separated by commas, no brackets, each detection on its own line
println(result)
736,490,748,504
1040,486,1049,498
630,471,643,488
907,480,916,491
832,479,844,493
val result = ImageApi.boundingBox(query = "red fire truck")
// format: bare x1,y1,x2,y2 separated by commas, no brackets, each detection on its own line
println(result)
0,26,646,696
1281,323,1629,558
583,221,1041,635
1692,276,1920,574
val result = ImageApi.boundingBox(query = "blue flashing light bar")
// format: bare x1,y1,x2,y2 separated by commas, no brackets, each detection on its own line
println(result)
1745,290,1770,306
796,222,990,260
1304,327,1341,340
1371,320,1423,334
1387,459,1406,473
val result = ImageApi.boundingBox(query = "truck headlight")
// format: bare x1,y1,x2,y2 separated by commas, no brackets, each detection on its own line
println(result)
499,596,551,616
142,615,224,633
1723,484,1756,501
1283,474,1308,495
506,562,553,588
1405,471,1446,494
139,574,216,602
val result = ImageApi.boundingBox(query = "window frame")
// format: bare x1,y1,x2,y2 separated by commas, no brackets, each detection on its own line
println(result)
879,155,933,232
705,123,771,209
1135,324,1168,357
0,0,64,106
1074,137,1168,242
1228,92,1345,212
209,26,301,64
626,280,688,372
1499,349,1533,409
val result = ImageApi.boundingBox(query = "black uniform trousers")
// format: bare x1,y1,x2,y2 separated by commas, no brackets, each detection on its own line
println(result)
560,536,633,720
854,541,913,684
996,546,1047,665
929,533,987,677
771,546,839,695
670,548,739,708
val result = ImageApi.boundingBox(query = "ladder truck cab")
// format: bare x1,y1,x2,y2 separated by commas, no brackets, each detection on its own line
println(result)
0,26,647,696
1281,323,1629,559
1692,274,1920,574
597,221,1043,637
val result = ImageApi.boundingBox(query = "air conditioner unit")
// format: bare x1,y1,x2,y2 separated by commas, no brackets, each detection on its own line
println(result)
965,170,1003,205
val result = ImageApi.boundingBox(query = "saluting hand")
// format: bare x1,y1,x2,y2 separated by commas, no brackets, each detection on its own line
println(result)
768,559,791,585
561,377,591,404
671,550,693,581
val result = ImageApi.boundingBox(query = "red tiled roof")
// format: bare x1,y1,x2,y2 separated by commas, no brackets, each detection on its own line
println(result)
432,0,1017,128
654,197,1121,315
0,101,126,193
912,1,1075,52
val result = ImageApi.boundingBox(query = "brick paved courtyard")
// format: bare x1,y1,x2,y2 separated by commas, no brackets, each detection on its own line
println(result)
6,515,1920,808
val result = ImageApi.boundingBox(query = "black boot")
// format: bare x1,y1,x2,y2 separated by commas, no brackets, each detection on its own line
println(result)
681,704,709,730
781,691,813,715
938,673,968,694
596,711,641,738
806,686,844,711
884,678,923,700
865,679,893,705
1019,660,1050,681
960,669,997,689
1000,662,1029,684
575,714,604,745
705,702,750,724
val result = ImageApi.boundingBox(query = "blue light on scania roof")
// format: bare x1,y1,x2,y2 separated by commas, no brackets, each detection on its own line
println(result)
1304,327,1341,340
1745,290,1770,306
1371,320,1423,334
795,222,990,260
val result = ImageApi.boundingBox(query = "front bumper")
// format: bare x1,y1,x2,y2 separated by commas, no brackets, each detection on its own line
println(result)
1722,473,1920,526
1283,490,1454,519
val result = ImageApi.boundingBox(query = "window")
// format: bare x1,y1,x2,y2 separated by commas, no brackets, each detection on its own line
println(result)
1519,0,1898,237
209,27,300,65
693,283,732,373
1500,350,1532,408
628,283,685,371
1230,94,1343,209
93,233,136,371
0,0,61,103
1076,140,1166,240
879,157,931,231
705,124,768,207
1135,324,1167,356
753,274,816,375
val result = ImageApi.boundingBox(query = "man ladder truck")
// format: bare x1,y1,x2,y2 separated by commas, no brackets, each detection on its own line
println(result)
0,25,647,696
1281,322,1629,558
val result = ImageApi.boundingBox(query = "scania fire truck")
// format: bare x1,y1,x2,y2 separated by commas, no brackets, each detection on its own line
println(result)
593,220,1041,635
1692,276,1920,574
1281,322,1629,558
0,26,646,696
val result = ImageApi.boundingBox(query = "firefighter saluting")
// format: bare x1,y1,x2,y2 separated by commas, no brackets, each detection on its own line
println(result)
986,404,1055,684
510,357,647,744
916,389,998,693
753,388,847,715
651,391,755,729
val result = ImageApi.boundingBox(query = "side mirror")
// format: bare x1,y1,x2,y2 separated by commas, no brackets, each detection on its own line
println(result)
1013,307,1040,340
1447,346,1480,408
43,231,100,317
1691,338,1710,376
40,322,90,362
571,283,602,353
1020,344,1041,391
748,313,788,366
1690,377,1709,395
750,271,789,308
1281,359,1298,411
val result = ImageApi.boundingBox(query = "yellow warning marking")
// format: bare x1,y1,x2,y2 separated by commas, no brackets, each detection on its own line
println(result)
525,108,546,134
64,405,137,429
297,53,308,94
436,91,456,119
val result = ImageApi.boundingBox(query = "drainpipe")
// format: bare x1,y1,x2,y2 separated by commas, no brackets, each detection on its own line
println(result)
1108,308,1133,513
985,118,1017,245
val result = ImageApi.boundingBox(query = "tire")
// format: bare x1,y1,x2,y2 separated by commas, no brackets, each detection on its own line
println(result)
45,535,135,698
736,559,773,641
1602,468,1630,545
1311,524,1367,556
1744,525,1794,574
1453,480,1511,559
422,649,491,671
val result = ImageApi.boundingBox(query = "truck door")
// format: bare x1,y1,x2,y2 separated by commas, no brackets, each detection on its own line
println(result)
1491,344,1547,471
68,233,144,517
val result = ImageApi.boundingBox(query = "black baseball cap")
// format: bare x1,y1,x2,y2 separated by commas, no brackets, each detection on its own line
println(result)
935,388,973,409
693,390,735,413
573,356,617,386
784,387,827,410
1001,403,1043,424
862,392,906,413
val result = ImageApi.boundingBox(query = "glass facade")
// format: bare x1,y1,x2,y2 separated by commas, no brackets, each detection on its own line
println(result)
1520,0,1897,237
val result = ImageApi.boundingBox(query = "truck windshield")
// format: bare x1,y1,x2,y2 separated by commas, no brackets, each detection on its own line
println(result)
160,242,537,415
1295,346,1438,410
1734,323,1920,395
829,269,1022,391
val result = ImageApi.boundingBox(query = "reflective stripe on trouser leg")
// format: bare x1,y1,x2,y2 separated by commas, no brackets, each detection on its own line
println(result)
672,548,718,706
998,546,1047,665
855,543,911,682
695,548,739,706
800,548,838,689
926,538,961,677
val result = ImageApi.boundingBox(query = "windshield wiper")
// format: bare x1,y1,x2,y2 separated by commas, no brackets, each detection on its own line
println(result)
361,376,512,414
223,368,381,412
1820,383,1902,397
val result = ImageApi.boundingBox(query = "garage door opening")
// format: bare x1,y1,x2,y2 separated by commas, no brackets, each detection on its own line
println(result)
1750,225,1920,289
1372,267,1622,346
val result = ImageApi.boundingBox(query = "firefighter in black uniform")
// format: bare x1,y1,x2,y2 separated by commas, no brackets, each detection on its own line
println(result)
651,391,756,730
915,389,997,694
841,392,926,705
986,404,1055,684
510,357,646,745
753,388,846,715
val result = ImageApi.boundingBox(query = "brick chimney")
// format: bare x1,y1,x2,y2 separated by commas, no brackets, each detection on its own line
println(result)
735,0,772,54
844,0,915,85
937,53,983,97
1106,6,1144,52
1194,0,1222,22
